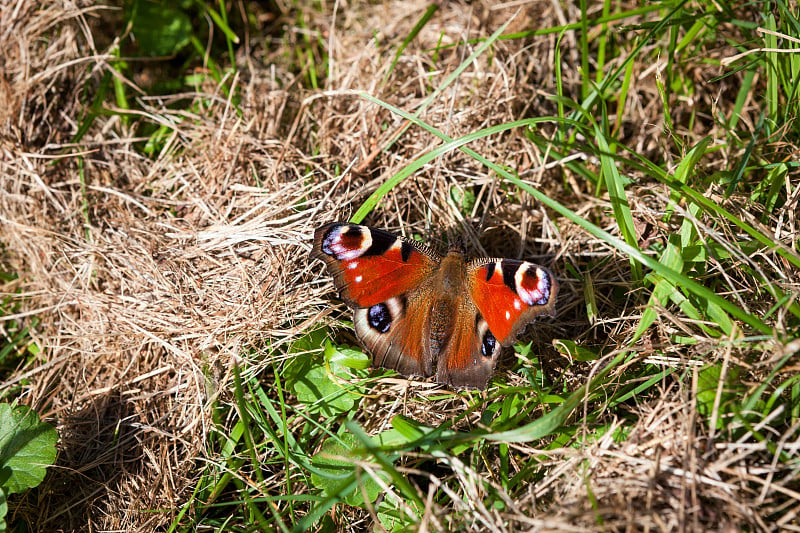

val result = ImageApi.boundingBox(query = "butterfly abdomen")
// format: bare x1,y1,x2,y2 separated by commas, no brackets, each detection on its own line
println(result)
428,297,456,358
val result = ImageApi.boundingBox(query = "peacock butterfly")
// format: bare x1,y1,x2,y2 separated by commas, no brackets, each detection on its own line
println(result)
311,222,559,389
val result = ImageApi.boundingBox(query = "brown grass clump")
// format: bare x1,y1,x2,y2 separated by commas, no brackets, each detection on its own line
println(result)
1,0,798,531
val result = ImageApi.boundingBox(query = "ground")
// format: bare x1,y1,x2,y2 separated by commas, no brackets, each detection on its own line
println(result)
1,1,798,531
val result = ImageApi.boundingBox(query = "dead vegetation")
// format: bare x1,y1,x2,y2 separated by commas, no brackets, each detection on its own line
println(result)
1,0,798,531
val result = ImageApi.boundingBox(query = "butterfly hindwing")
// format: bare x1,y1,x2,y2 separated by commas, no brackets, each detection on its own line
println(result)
353,291,435,379
467,258,558,346
435,303,503,389
311,223,440,308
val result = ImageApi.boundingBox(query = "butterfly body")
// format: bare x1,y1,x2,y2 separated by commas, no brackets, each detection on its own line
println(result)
312,222,558,389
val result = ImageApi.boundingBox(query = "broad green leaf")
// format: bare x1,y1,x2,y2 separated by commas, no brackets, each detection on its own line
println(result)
282,327,329,389
129,0,192,57
310,432,385,507
0,404,58,496
697,364,743,427
449,185,476,215
285,337,367,416
377,493,421,532
326,342,371,370
290,363,359,417
372,428,411,448
0,489,6,533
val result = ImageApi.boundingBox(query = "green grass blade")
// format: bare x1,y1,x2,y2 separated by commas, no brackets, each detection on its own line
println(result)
594,122,642,280
384,4,439,84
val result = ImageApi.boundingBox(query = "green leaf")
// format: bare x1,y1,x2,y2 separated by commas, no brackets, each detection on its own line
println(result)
390,415,429,441
582,272,599,324
553,339,600,362
697,364,743,426
0,404,58,496
290,363,359,417
0,489,7,533
371,428,411,448
750,163,787,219
282,328,327,391
377,493,421,532
326,342,371,370
284,336,366,417
129,0,192,57
310,432,385,507
595,122,642,280
449,185,476,215
384,3,438,84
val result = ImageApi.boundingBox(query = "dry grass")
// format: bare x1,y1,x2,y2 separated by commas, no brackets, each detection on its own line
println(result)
1,0,798,531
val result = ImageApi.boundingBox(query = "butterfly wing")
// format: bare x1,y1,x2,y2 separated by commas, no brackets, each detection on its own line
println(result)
352,290,436,378
434,299,503,389
467,259,558,346
312,222,441,377
311,223,440,307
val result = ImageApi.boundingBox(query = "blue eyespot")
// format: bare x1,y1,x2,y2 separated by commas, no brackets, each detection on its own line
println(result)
481,330,497,357
367,303,392,333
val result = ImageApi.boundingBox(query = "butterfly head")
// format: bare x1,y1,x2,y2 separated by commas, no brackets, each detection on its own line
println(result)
447,234,466,255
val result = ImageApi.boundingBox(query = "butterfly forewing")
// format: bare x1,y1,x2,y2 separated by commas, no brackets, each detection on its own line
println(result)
312,223,440,308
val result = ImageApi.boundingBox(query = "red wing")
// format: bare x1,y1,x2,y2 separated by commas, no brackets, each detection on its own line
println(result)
467,259,558,345
312,223,440,308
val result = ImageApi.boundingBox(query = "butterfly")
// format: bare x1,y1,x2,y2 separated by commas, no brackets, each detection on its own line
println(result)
311,222,559,389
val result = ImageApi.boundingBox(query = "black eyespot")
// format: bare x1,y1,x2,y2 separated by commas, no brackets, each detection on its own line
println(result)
367,303,392,333
481,330,497,357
